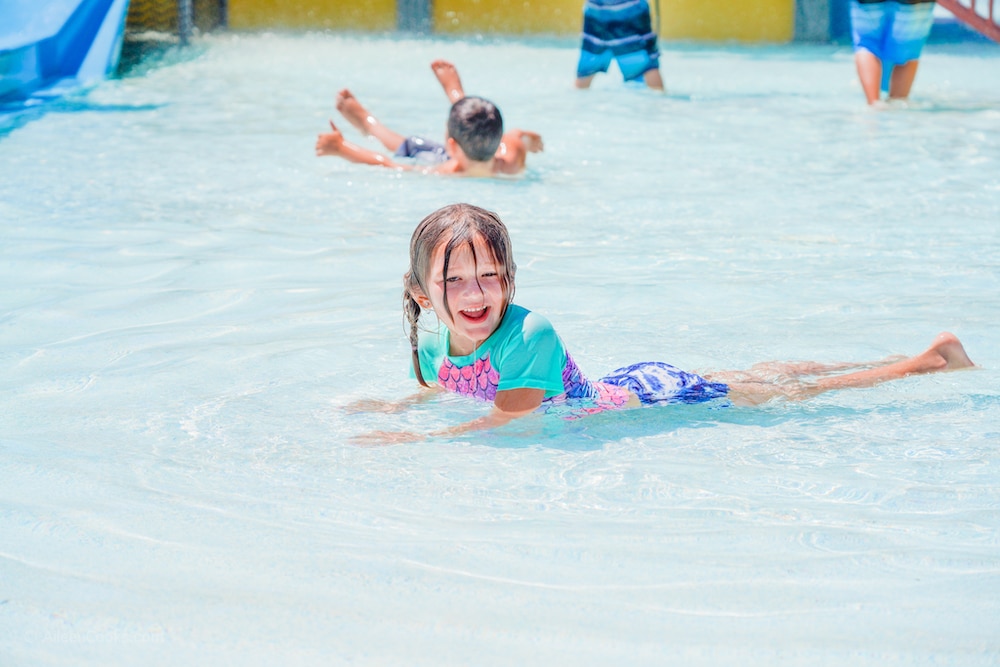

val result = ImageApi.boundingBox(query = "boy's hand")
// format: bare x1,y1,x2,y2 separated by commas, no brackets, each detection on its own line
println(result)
315,120,345,156
520,130,544,153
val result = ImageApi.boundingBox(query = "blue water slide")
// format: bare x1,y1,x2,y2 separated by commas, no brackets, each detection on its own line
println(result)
0,0,131,104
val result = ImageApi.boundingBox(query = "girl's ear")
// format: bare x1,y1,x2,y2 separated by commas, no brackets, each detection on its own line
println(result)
410,286,433,310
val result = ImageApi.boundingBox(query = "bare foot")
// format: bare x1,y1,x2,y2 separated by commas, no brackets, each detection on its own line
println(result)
315,120,345,156
928,332,975,370
431,59,465,103
335,89,375,135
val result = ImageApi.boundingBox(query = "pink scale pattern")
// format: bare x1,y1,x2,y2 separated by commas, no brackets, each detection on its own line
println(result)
436,351,631,412
437,354,501,402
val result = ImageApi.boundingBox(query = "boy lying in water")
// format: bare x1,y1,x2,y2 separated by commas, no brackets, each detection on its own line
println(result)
316,60,542,177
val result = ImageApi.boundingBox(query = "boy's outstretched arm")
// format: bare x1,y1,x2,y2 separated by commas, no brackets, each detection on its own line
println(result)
493,129,544,175
315,120,402,168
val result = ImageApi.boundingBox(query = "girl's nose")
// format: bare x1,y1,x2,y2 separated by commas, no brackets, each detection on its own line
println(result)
458,279,485,300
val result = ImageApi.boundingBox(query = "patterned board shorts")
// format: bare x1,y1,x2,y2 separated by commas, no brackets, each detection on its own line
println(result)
850,0,936,66
600,361,729,405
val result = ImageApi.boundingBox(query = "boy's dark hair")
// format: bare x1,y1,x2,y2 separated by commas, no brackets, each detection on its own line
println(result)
446,96,504,162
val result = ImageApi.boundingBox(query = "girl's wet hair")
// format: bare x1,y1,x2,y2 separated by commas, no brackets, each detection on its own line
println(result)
404,203,517,387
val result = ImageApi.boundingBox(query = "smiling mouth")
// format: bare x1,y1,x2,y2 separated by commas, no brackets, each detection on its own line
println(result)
459,306,489,323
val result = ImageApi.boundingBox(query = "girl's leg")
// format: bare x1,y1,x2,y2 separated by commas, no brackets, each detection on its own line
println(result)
745,355,907,378
811,332,973,392
708,332,975,406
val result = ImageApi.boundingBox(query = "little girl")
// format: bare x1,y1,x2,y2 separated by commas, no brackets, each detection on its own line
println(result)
353,203,975,443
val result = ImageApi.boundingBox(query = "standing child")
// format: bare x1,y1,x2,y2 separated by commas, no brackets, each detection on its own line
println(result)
575,0,665,90
850,0,937,105
351,203,975,444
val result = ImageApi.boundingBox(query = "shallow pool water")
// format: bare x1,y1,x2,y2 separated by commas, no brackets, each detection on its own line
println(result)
1,32,999,665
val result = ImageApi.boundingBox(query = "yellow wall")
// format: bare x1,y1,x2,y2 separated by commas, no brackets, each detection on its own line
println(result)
434,0,581,35
660,0,794,42
229,0,795,43
434,0,793,41
228,0,396,31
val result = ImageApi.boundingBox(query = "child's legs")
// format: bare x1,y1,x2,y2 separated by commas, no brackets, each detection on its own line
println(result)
431,60,465,104
335,90,407,152
813,333,973,392
884,2,934,99
854,49,884,105
746,356,906,378
888,60,920,99
576,47,613,86
850,0,889,103
708,332,974,405
616,47,661,88
643,68,665,91
366,123,407,153
718,355,910,404
578,0,655,86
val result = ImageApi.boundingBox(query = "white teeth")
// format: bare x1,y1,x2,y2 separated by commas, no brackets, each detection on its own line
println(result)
462,306,486,314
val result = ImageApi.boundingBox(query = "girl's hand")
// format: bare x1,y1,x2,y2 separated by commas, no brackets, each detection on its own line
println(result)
342,398,407,414
342,390,440,415
350,430,426,446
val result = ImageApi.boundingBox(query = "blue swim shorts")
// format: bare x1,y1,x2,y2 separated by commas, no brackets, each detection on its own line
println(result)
394,136,449,165
577,0,660,81
850,0,935,68
600,361,729,405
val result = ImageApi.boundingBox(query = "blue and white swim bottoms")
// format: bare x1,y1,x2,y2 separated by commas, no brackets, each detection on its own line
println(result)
600,361,729,405
850,0,936,68
577,0,660,81
394,136,449,165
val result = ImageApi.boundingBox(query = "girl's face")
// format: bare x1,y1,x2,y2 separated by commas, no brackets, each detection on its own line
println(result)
424,233,507,356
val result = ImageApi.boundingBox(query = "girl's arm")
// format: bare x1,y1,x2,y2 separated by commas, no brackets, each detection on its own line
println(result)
432,387,545,436
351,387,545,444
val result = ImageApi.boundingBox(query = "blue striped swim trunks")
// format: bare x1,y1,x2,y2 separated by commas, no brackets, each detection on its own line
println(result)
600,361,729,405
577,0,660,81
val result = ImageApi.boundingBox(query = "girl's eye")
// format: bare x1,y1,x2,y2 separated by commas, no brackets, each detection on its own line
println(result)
446,276,461,283
481,271,498,278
